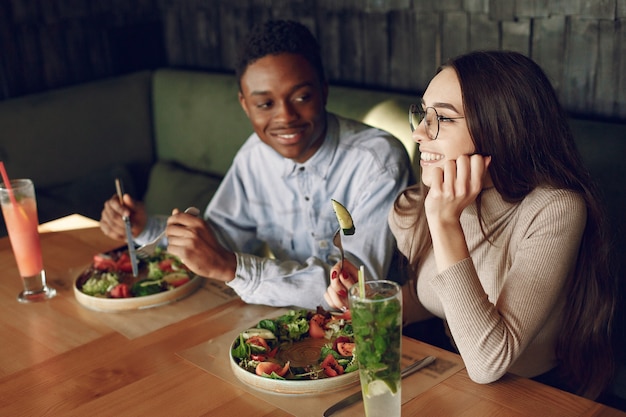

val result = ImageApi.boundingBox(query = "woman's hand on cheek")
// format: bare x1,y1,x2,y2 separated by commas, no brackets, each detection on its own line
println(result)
425,154,491,224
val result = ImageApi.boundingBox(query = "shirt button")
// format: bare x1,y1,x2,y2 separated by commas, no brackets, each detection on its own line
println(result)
304,196,310,201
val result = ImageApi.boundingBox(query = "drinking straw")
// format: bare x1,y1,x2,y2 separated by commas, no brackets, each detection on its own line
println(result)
0,161,19,207
358,265,366,299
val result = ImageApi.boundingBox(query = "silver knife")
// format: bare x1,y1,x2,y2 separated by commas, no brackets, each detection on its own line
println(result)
322,355,436,417
115,178,139,277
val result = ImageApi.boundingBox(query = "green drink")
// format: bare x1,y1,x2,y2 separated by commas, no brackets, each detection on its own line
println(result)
349,280,402,417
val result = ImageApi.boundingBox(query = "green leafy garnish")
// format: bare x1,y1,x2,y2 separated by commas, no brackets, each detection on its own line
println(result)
231,333,251,359
131,279,163,296
351,293,402,393
82,272,119,296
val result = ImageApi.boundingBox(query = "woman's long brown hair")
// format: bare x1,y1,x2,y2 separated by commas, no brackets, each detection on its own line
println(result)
398,50,617,399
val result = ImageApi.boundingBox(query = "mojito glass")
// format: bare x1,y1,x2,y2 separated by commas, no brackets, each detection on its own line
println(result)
0,179,56,303
349,280,402,417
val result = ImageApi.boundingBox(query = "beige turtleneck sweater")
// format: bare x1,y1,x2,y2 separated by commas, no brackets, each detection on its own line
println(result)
389,186,586,383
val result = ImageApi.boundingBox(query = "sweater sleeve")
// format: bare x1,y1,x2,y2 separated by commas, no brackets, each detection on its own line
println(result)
429,190,586,383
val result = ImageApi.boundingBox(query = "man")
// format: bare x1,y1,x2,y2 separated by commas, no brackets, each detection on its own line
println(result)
100,20,412,309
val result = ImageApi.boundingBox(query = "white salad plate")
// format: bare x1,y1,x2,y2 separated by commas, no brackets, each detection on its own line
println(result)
74,274,202,312
73,249,203,312
229,314,359,395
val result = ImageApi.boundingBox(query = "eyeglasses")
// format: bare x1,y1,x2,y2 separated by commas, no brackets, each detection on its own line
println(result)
409,103,465,140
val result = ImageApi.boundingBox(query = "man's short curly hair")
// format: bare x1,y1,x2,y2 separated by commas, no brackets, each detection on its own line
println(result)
235,20,325,87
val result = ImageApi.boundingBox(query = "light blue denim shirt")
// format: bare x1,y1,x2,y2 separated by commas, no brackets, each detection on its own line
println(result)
138,113,412,310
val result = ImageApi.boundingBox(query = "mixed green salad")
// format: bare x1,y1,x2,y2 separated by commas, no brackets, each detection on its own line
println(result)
79,247,194,298
231,308,358,380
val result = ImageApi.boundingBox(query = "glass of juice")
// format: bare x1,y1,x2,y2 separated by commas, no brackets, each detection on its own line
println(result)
349,280,402,417
0,179,56,303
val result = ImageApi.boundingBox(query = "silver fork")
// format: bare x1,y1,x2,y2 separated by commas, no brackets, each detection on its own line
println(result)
332,228,345,271
135,207,200,259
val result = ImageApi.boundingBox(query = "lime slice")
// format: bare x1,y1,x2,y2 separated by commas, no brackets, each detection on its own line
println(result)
331,199,355,235
241,328,277,340
364,379,397,397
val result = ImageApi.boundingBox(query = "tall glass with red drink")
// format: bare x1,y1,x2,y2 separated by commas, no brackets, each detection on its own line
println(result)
0,179,56,302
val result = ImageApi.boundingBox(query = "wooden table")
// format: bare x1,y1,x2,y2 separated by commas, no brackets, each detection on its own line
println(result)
0,214,623,417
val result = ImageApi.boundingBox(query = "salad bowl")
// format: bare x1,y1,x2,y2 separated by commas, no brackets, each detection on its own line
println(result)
229,309,359,395
73,247,203,312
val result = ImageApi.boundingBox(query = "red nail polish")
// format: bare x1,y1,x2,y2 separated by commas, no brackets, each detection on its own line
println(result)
338,289,347,297
331,270,338,279
341,271,349,280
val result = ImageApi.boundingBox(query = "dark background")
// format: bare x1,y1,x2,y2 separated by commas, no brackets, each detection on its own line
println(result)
1,0,625,122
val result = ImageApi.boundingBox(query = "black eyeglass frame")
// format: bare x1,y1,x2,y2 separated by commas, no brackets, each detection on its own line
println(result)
409,103,465,140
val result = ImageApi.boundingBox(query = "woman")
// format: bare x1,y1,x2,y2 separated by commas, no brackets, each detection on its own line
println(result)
325,50,616,399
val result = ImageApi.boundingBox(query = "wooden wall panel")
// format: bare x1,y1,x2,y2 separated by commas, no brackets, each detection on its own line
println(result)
362,12,390,86
463,0,489,13
617,19,626,116
338,12,365,85
0,0,625,121
516,0,551,18
532,16,566,92
552,0,583,16
410,9,441,92
468,12,499,51
501,19,530,54
388,10,413,91
488,0,515,21
595,19,620,116
563,17,599,115
316,11,341,82
581,0,616,19
442,11,469,62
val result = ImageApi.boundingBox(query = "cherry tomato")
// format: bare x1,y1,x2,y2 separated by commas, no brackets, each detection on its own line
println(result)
158,259,175,272
109,283,131,298
321,353,344,377
332,336,351,351
309,314,326,339
267,346,278,358
114,252,133,272
116,260,133,273
334,309,351,321
93,254,117,271
163,273,190,287
336,342,355,357
256,361,290,377
246,336,270,351
116,252,130,262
